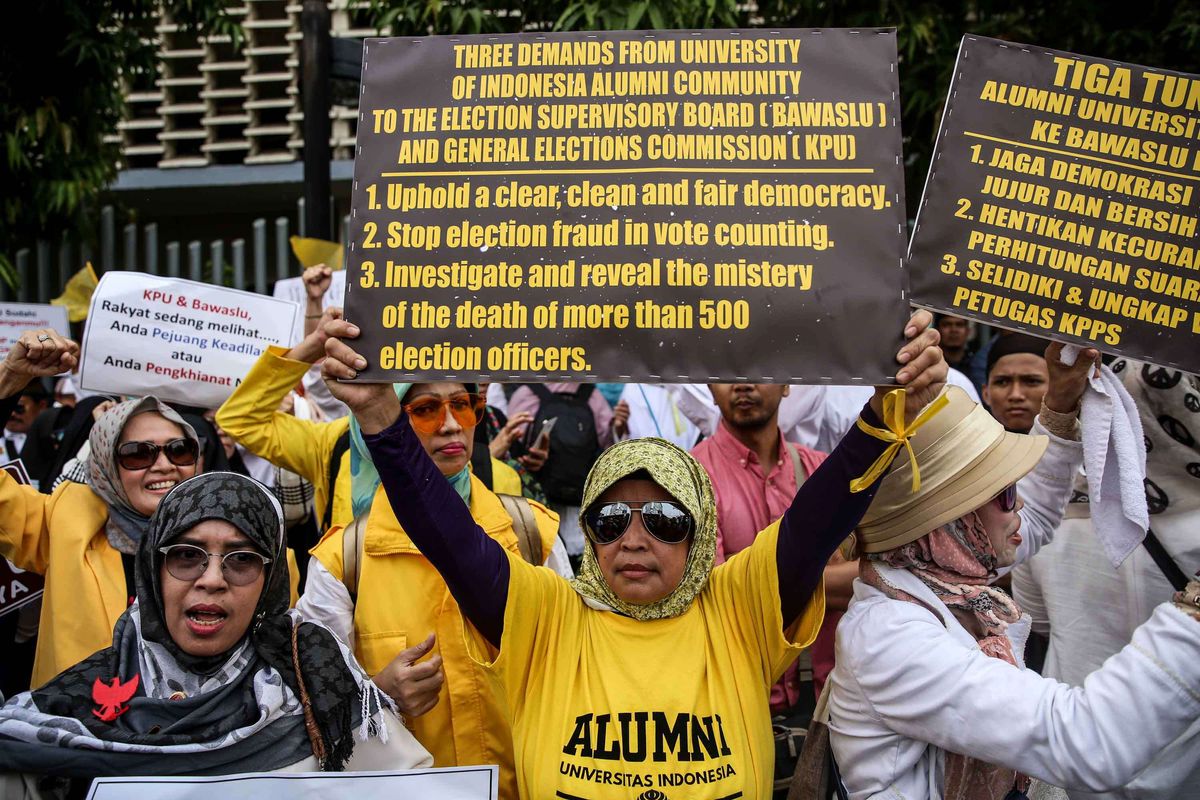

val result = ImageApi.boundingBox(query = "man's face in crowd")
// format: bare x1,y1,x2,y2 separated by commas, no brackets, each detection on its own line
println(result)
708,384,789,432
983,354,1049,433
7,395,47,434
936,317,971,350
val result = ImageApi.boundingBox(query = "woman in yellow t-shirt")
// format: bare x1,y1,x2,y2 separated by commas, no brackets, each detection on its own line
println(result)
318,312,945,799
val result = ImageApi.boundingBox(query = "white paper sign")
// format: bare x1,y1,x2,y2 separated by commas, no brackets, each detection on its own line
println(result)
273,270,346,346
78,272,300,408
0,303,70,359
86,765,498,800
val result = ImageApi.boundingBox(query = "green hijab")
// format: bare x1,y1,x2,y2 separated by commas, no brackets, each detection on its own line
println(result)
570,437,717,621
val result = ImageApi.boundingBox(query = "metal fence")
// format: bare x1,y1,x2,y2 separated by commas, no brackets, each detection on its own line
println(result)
8,199,353,303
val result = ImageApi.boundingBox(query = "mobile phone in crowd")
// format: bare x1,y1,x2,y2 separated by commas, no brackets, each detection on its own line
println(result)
529,416,557,451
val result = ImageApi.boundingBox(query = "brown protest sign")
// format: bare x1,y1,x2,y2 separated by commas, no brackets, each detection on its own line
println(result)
0,460,44,618
908,35,1200,373
344,29,909,385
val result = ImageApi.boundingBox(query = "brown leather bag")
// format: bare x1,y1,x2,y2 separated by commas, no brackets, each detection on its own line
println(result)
788,682,848,800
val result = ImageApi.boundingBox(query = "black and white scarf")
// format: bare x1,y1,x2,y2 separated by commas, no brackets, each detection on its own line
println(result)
0,472,390,785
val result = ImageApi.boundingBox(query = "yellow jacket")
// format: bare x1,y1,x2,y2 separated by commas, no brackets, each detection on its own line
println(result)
311,475,558,800
0,477,123,688
217,346,353,528
218,346,524,529
0,470,301,689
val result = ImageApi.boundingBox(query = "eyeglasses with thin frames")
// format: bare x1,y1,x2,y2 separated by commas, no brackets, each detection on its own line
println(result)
158,543,271,586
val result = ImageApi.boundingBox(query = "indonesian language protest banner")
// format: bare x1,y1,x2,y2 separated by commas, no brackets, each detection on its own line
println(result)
908,35,1200,373
86,765,499,799
0,460,43,618
78,272,300,408
343,29,910,384
0,304,70,360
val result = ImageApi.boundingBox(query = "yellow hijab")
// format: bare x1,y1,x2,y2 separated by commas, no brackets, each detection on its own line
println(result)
570,437,717,620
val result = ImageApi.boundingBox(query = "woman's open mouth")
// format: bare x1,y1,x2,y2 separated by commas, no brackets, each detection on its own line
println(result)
185,605,228,636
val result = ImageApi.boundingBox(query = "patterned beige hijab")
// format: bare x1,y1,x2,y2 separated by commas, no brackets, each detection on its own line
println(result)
87,396,198,554
570,437,717,620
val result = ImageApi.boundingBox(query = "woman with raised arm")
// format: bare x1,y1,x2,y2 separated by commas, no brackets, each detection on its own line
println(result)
318,311,946,799
0,330,206,688
820,347,1200,799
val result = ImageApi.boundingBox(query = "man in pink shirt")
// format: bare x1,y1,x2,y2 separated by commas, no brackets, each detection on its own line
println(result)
691,383,856,713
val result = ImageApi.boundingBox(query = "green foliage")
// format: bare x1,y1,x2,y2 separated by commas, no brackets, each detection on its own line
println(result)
367,0,1200,217
0,1,239,288
7,1,1196,292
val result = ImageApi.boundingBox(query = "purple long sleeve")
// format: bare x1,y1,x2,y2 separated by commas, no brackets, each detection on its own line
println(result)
776,403,890,625
363,414,510,647
364,401,893,647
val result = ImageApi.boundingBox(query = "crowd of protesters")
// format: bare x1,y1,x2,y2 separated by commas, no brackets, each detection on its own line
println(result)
0,261,1195,800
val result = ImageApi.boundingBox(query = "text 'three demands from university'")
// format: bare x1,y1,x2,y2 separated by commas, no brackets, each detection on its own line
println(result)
344,29,911,384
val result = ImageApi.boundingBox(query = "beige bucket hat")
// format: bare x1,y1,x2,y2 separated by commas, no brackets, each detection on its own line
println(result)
857,386,1048,553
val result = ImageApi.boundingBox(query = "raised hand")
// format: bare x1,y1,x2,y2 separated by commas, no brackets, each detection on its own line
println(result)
870,309,948,424
490,410,532,459
301,264,335,337
612,399,630,438
91,399,117,422
302,264,333,303
320,317,401,433
288,305,343,364
519,441,548,472
1043,341,1100,413
0,329,80,399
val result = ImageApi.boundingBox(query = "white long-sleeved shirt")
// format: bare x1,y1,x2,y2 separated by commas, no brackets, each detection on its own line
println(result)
826,421,1200,798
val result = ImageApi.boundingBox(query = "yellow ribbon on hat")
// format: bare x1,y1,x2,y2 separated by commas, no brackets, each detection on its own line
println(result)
849,389,949,494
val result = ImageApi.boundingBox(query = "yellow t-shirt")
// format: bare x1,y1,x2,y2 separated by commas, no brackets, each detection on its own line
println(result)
469,520,823,799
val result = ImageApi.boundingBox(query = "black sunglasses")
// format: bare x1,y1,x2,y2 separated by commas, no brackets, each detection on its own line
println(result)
116,438,199,471
583,500,694,545
994,484,1018,513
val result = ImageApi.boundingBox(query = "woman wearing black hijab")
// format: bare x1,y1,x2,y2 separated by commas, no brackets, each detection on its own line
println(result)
0,472,429,798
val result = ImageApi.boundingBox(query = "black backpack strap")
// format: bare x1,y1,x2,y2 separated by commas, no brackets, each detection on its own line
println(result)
323,429,352,533
1143,527,1189,592
528,383,553,402
573,383,595,400
472,445,494,490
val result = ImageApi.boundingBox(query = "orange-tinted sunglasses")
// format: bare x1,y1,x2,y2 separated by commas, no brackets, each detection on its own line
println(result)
402,392,485,434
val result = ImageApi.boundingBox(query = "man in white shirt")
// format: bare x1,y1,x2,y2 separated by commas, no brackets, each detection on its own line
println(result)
611,383,700,450
1011,360,1200,800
